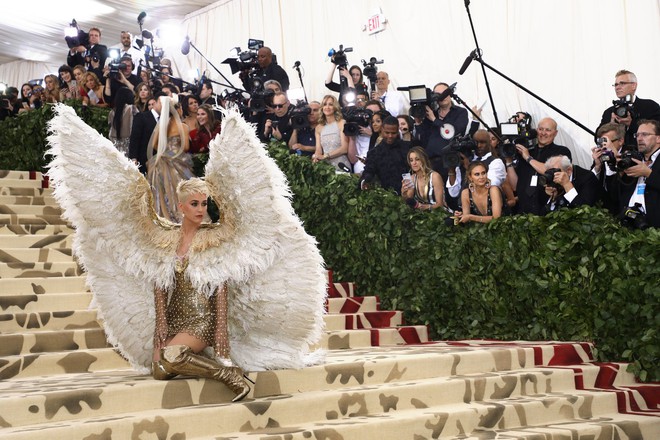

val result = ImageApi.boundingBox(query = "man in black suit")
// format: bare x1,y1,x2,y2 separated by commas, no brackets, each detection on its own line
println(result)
129,93,164,174
610,119,660,228
598,70,660,147
67,27,107,80
541,155,599,214
241,47,290,92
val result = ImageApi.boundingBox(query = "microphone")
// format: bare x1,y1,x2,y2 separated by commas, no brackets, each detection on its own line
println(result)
137,11,146,25
142,29,153,40
458,50,476,75
337,162,352,173
435,82,457,101
181,36,191,55
292,60,301,69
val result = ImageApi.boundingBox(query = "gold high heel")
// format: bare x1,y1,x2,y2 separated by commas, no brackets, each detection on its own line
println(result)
160,345,251,402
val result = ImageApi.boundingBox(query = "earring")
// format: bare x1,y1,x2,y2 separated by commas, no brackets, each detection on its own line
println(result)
468,182,475,193
485,179,491,189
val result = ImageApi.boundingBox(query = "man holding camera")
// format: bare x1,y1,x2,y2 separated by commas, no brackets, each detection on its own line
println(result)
541,155,599,214
505,117,572,215
599,70,660,147
243,47,289,93
609,120,660,228
371,71,404,117
262,92,292,144
115,31,144,75
591,123,625,214
289,101,321,157
103,55,140,107
360,116,410,195
68,27,107,81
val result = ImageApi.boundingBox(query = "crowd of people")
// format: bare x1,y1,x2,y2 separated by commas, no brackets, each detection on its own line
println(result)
1,24,659,229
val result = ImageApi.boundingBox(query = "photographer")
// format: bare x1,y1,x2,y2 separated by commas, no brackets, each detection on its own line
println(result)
591,123,625,214
609,119,660,228
371,71,404,117
263,92,293,143
289,101,321,157
505,117,572,215
67,27,107,81
242,47,289,93
103,55,140,107
598,70,660,147
541,155,599,214
0,87,20,121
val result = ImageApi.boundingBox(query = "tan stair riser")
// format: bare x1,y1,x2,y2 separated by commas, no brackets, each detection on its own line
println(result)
0,248,75,263
0,368,600,429
0,293,92,313
0,262,82,278
0,196,57,206
0,234,73,249
0,276,87,294
326,296,379,313
0,388,625,440
0,310,100,333
0,348,129,380
0,171,43,180
0,179,44,189
0,187,53,197
0,328,109,356
0,214,69,226
0,224,73,236
324,312,403,331
0,205,63,216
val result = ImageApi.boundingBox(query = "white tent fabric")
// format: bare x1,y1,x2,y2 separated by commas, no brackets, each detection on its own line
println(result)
2,0,659,167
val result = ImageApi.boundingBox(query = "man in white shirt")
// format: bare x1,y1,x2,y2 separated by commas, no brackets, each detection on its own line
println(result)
113,31,144,74
371,71,405,117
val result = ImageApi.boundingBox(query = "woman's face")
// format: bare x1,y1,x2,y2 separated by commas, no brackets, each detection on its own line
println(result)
371,114,383,133
147,98,156,111
489,133,498,149
322,98,335,117
409,152,422,173
73,68,85,83
188,97,199,114
45,77,56,91
61,71,72,83
179,192,208,225
470,165,488,187
140,71,149,83
196,108,209,126
398,118,410,134
161,68,171,83
85,76,95,90
21,85,32,97
138,85,149,100
350,68,361,84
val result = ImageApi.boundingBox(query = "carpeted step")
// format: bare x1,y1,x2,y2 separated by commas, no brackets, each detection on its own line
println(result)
0,248,74,263
0,234,73,249
0,213,69,226
0,179,43,189
0,261,81,278
326,296,379,313
0,309,100,333
0,328,109,356
0,195,57,205
0,276,87,294
0,204,63,216
328,281,357,298
0,170,43,180
0,292,92,313
321,326,429,350
0,187,53,197
0,347,128,380
324,310,404,330
0,224,73,236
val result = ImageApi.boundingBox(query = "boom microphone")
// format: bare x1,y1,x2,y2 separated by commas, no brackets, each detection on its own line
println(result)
181,36,191,55
137,11,146,26
435,82,457,101
458,50,476,75
292,60,301,69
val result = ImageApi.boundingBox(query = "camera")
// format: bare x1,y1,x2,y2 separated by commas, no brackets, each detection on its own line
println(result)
616,148,644,172
249,87,275,113
612,94,634,119
328,44,353,69
64,19,89,49
596,137,617,170
0,96,11,110
620,203,649,230
398,85,443,120
361,56,383,85
537,167,562,190
441,135,476,169
289,103,312,130
497,116,538,158
222,39,264,74
342,106,373,136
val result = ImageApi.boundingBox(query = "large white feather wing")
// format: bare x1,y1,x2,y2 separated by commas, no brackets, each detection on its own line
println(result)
46,104,175,372
199,108,327,370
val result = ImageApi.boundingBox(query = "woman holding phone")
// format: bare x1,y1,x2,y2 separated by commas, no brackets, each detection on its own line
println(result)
401,147,444,211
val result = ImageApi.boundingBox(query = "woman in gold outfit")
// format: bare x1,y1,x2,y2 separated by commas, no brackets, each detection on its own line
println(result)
151,178,250,401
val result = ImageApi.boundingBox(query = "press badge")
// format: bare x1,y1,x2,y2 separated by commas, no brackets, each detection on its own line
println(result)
637,183,646,195
530,175,538,187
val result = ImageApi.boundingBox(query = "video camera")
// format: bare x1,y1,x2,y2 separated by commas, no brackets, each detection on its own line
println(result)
361,57,383,86
289,102,312,130
441,134,477,169
398,85,444,120
612,94,634,119
537,167,562,190
616,147,644,173
328,44,353,70
620,203,649,230
342,106,373,136
223,39,264,74
64,19,89,49
497,113,537,158
107,49,127,79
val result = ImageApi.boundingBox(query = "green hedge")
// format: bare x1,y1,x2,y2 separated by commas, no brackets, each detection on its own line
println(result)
1,110,657,382
266,143,659,382
0,102,110,171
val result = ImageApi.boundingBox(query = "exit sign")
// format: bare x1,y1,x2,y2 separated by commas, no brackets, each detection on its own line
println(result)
366,13,387,35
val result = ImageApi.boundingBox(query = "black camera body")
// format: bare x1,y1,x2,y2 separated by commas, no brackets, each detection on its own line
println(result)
612,94,634,119
596,137,617,171
442,135,477,169
497,120,538,158
538,167,562,190
109,62,127,78
64,19,89,49
361,56,383,85
399,85,443,120
616,148,645,172
621,203,649,229
289,103,312,130
342,106,373,136
329,44,353,69
249,87,275,113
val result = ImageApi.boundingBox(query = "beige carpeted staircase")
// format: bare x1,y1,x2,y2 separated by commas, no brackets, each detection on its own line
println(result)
1,170,658,439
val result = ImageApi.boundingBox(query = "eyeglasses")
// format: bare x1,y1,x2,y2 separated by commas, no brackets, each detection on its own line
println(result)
634,132,656,139
612,81,635,87
272,104,287,109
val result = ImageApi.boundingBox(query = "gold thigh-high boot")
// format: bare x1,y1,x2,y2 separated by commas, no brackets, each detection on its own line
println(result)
160,345,250,402
152,360,178,380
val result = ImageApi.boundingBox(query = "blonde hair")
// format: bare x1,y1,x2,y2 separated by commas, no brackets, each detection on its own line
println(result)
319,95,342,125
176,178,210,203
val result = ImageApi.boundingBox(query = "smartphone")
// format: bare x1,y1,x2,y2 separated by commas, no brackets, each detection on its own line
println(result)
402,172,412,185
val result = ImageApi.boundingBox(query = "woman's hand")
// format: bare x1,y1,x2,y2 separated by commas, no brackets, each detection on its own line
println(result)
401,179,413,198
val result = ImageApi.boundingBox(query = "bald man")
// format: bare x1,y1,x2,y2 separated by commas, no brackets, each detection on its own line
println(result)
504,117,572,215
371,71,404,117
242,46,290,92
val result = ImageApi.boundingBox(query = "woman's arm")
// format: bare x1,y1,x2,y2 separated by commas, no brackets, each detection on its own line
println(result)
489,186,503,220
181,124,190,152
288,128,299,151
347,135,358,164
457,188,471,223
153,287,168,361
312,124,323,162
431,171,445,209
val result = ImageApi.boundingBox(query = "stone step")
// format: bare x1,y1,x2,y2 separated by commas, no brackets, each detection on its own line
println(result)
0,178,44,189
0,276,87,295
0,261,81,278
0,224,73,236
326,296,379,313
0,234,73,249
0,327,109,356
0,292,92,313
0,195,57,205
0,204,63,216
0,248,74,263
324,310,404,330
0,187,53,197
0,309,100,333
0,170,43,180
0,213,69,226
